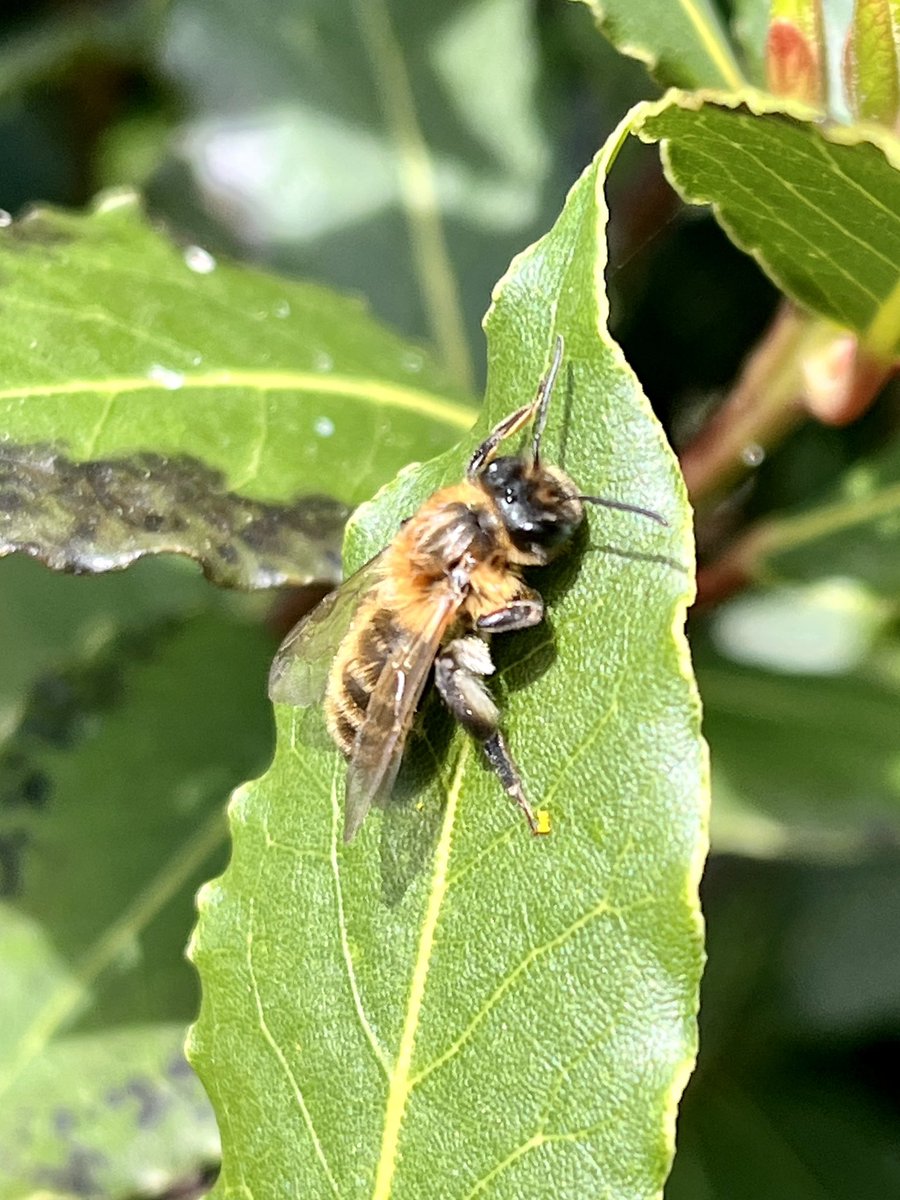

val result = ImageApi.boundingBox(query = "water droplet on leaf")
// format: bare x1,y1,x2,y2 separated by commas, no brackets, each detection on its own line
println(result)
184,245,216,274
148,364,186,390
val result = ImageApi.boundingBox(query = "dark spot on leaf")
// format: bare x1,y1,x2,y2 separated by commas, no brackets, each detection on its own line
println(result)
0,489,25,512
53,1107,77,1135
238,515,275,550
20,769,50,808
21,667,123,749
7,211,74,247
35,1144,107,1197
0,620,182,909
166,1051,195,1081
106,1076,168,1128
71,520,98,541
0,443,348,589
0,830,28,896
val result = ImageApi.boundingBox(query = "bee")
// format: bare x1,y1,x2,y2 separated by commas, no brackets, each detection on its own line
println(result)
268,335,666,842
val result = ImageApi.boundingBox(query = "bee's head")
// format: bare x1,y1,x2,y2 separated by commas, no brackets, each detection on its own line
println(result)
480,456,584,564
470,336,668,562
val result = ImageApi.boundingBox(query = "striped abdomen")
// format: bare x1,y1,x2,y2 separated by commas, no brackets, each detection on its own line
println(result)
324,602,404,756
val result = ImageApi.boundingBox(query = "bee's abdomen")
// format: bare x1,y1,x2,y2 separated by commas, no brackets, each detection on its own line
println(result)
324,606,400,756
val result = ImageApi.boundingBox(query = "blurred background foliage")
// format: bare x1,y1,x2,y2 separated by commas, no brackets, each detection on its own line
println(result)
0,0,898,1196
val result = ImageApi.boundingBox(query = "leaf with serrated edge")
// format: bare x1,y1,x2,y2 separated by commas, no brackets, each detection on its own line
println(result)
188,143,706,1198
0,191,475,585
574,0,745,90
634,90,900,356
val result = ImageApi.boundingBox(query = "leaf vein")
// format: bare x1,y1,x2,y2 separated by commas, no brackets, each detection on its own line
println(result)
798,133,900,230
0,370,474,430
82,387,120,458
676,0,744,89
370,742,468,1200
685,123,895,288
351,0,472,390
246,901,340,1196
410,895,614,1090
12,294,191,360
329,768,391,1077
460,1134,544,1199
232,389,270,491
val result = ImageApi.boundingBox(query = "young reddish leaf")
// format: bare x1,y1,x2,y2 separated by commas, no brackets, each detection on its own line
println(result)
766,0,827,107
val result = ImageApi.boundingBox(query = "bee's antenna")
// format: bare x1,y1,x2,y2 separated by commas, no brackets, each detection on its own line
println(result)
531,334,565,465
578,495,669,526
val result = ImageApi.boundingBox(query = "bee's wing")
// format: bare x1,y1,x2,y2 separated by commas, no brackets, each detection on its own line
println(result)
343,588,460,843
268,552,387,707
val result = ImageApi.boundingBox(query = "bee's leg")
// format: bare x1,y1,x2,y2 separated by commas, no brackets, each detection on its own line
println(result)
434,637,539,833
476,592,543,634
466,404,535,478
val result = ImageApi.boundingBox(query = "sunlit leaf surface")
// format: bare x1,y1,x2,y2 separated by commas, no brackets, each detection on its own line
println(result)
635,91,900,354
157,0,566,388
575,0,745,89
189,148,706,1198
0,192,475,586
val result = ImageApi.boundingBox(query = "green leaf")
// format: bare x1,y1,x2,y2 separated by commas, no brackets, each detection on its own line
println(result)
843,0,900,125
729,0,771,86
743,438,900,596
634,90,900,356
0,606,275,1198
694,434,900,859
667,857,900,1199
156,0,567,389
0,554,216,719
0,191,475,586
697,639,900,858
573,0,746,90
189,146,706,1197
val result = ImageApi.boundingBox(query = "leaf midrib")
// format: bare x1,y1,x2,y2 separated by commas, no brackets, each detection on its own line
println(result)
370,741,469,1200
0,369,475,429
351,0,472,392
677,0,744,89
761,478,900,560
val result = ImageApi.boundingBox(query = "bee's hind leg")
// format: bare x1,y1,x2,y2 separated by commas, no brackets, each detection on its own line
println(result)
434,637,539,833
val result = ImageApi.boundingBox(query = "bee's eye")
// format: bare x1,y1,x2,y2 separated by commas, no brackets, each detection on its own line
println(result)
504,487,516,505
